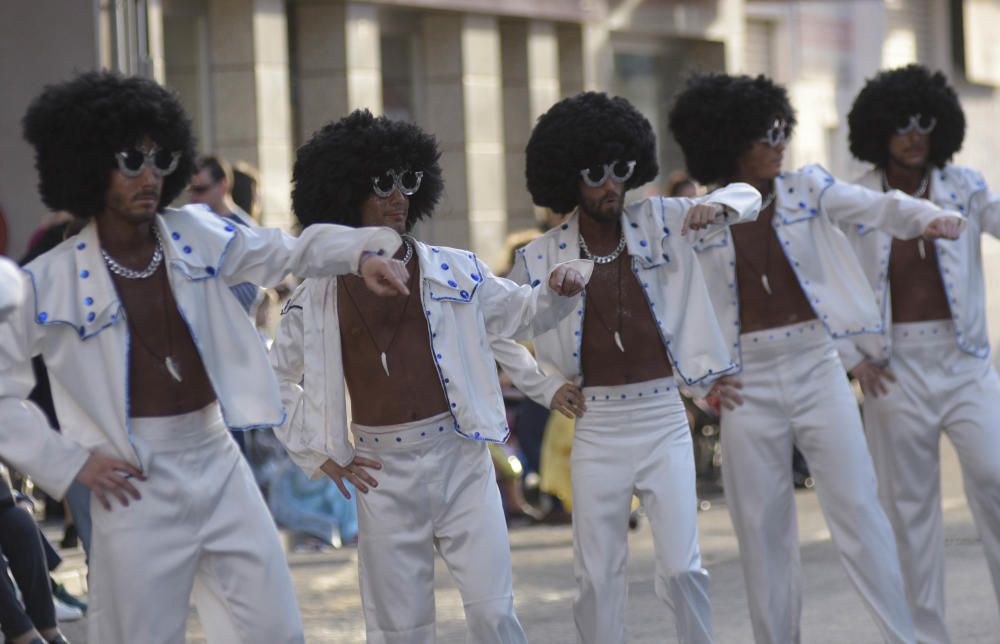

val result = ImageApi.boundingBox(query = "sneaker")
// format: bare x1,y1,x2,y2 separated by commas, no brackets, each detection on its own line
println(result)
51,584,87,614
53,597,84,622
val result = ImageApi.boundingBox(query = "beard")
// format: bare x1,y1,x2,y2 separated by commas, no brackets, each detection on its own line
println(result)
579,190,625,223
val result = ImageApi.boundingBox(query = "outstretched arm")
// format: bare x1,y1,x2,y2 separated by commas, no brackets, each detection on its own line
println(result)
221,222,408,294
478,259,592,340
821,174,964,240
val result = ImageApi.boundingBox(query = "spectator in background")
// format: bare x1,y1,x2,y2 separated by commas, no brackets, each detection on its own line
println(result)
231,161,262,224
0,474,73,644
665,170,699,198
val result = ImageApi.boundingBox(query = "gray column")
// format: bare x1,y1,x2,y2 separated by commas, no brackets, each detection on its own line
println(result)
293,0,382,144
208,0,294,228
420,13,508,266
502,20,560,236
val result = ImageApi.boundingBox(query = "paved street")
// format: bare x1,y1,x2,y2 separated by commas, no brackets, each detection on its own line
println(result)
55,438,998,642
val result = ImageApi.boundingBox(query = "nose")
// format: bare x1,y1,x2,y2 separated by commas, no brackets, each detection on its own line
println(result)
138,163,160,186
388,188,408,206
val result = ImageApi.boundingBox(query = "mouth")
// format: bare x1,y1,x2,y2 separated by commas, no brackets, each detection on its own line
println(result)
134,194,159,207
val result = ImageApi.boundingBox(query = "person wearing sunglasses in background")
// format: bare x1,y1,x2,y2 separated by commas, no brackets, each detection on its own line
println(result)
668,73,968,644
507,92,762,644
188,155,262,316
839,65,1000,644
270,109,590,643
5,72,410,643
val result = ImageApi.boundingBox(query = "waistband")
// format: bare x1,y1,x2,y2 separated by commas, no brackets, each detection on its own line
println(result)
129,402,226,443
739,320,829,359
581,377,677,404
892,319,956,347
352,411,454,450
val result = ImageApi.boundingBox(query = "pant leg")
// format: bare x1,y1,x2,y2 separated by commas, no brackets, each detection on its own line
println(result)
0,507,47,639
355,444,438,644
432,438,527,644
86,477,200,644
721,370,800,644
633,397,712,644
862,363,947,644
63,481,92,560
0,506,57,632
571,405,638,644
191,445,304,644
942,361,1000,619
792,346,915,644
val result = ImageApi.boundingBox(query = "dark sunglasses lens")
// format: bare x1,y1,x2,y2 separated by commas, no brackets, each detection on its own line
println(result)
612,161,632,179
919,115,934,129
399,171,420,191
584,165,605,183
374,174,395,193
154,150,175,171
122,150,146,172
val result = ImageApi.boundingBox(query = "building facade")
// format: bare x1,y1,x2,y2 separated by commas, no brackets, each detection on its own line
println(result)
3,1,1000,292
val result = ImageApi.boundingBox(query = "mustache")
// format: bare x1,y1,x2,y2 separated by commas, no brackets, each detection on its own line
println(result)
133,191,160,202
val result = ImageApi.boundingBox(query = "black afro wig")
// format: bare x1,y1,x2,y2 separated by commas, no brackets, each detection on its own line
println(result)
292,109,443,230
668,73,796,185
22,71,197,220
525,92,658,214
847,64,965,169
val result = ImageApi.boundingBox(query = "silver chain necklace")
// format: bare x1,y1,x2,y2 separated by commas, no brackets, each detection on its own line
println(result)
579,232,627,264
400,235,415,265
881,169,929,198
102,228,164,279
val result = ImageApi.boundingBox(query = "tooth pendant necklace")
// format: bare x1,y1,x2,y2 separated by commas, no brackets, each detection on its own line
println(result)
585,250,626,352
735,194,777,296
342,237,416,376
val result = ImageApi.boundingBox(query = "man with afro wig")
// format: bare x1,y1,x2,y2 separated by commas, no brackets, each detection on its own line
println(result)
270,109,590,643
841,64,1000,644
6,71,410,643
512,91,764,644
668,72,968,644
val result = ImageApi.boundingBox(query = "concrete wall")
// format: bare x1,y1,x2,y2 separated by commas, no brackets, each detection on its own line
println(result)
0,0,100,258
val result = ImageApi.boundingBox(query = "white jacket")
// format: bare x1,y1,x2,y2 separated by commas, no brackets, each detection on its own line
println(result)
0,205,400,497
268,239,593,477
694,164,958,373
836,165,1000,369
0,257,24,320
506,185,761,392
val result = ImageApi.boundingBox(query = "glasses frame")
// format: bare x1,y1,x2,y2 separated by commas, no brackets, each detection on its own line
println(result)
579,160,637,188
758,118,792,148
115,145,181,178
895,114,937,136
370,169,424,198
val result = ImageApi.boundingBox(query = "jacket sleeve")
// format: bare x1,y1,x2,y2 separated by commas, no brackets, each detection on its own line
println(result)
477,259,593,340
834,337,867,373
268,284,337,478
489,337,566,408
820,174,956,239
0,270,90,498
221,223,401,288
668,183,760,245
968,172,1000,239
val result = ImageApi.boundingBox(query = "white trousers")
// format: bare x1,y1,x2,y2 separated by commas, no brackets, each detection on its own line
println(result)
353,412,527,644
572,379,712,644
88,403,303,644
721,322,915,644
862,320,1000,644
